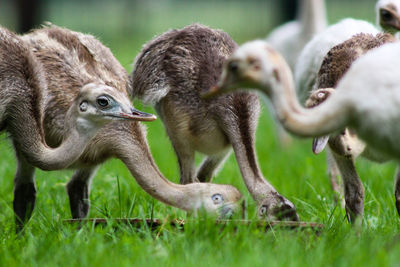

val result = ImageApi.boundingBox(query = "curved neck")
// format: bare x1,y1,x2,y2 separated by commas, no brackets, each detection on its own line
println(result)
116,127,193,211
10,100,97,171
299,0,327,38
264,63,350,137
37,128,96,170
228,129,278,203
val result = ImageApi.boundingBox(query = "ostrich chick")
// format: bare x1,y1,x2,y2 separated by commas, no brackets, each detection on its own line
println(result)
0,25,155,229
295,18,379,104
0,26,154,171
204,40,400,222
131,24,298,221
305,33,396,222
13,25,243,230
296,1,400,106
294,18,391,206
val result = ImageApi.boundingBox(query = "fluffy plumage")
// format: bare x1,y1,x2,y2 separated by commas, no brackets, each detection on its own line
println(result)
318,33,396,88
9,25,242,230
207,40,400,222
305,33,396,221
132,24,298,221
295,19,379,103
0,25,150,171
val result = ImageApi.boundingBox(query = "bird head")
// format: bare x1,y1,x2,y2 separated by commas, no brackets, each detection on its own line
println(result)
76,83,156,127
305,88,335,154
376,0,400,33
183,183,243,218
202,40,292,99
257,194,299,222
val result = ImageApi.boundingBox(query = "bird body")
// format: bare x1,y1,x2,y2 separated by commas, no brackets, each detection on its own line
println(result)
296,0,400,103
7,25,241,230
220,40,400,159
310,33,396,158
295,19,380,103
21,27,133,149
333,42,400,158
294,16,393,210
132,24,298,221
205,39,400,222
0,25,153,172
304,33,396,220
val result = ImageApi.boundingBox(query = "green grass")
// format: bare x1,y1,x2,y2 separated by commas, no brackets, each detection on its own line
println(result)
1,0,400,266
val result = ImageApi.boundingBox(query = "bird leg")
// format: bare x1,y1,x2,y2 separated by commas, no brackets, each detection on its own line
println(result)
165,135,196,184
217,108,298,221
66,167,98,219
162,136,197,185
332,152,364,224
154,102,196,184
176,148,196,185
326,148,345,208
13,152,36,232
197,149,231,182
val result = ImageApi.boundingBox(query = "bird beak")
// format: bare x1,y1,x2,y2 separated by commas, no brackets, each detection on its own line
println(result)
218,202,239,219
312,136,329,154
117,107,157,121
201,85,223,99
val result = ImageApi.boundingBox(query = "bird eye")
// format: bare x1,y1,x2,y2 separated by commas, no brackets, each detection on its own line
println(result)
228,61,239,73
259,205,268,216
211,193,224,204
381,9,393,22
97,96,110,108
79,101,88,112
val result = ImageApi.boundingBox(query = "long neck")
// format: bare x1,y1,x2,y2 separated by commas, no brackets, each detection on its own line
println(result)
217,95,279,203
229,128,279,203
38,114,100,170
299,0,327,38
266,62,350,137
116,125,193,211
10,99,97,171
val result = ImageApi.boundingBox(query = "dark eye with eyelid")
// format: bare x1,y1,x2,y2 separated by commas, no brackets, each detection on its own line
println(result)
381,9,393,22
211,193,224,204
97,95,110,108
259,205,268,215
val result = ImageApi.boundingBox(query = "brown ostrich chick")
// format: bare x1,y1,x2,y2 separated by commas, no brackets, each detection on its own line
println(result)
306,32,396,222
131,24,299,221
9,24,242,231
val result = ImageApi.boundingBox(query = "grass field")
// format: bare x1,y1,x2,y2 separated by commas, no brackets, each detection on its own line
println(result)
1,0,400,266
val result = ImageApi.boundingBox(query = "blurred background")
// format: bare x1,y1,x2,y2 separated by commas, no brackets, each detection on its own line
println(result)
0,0,378,70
